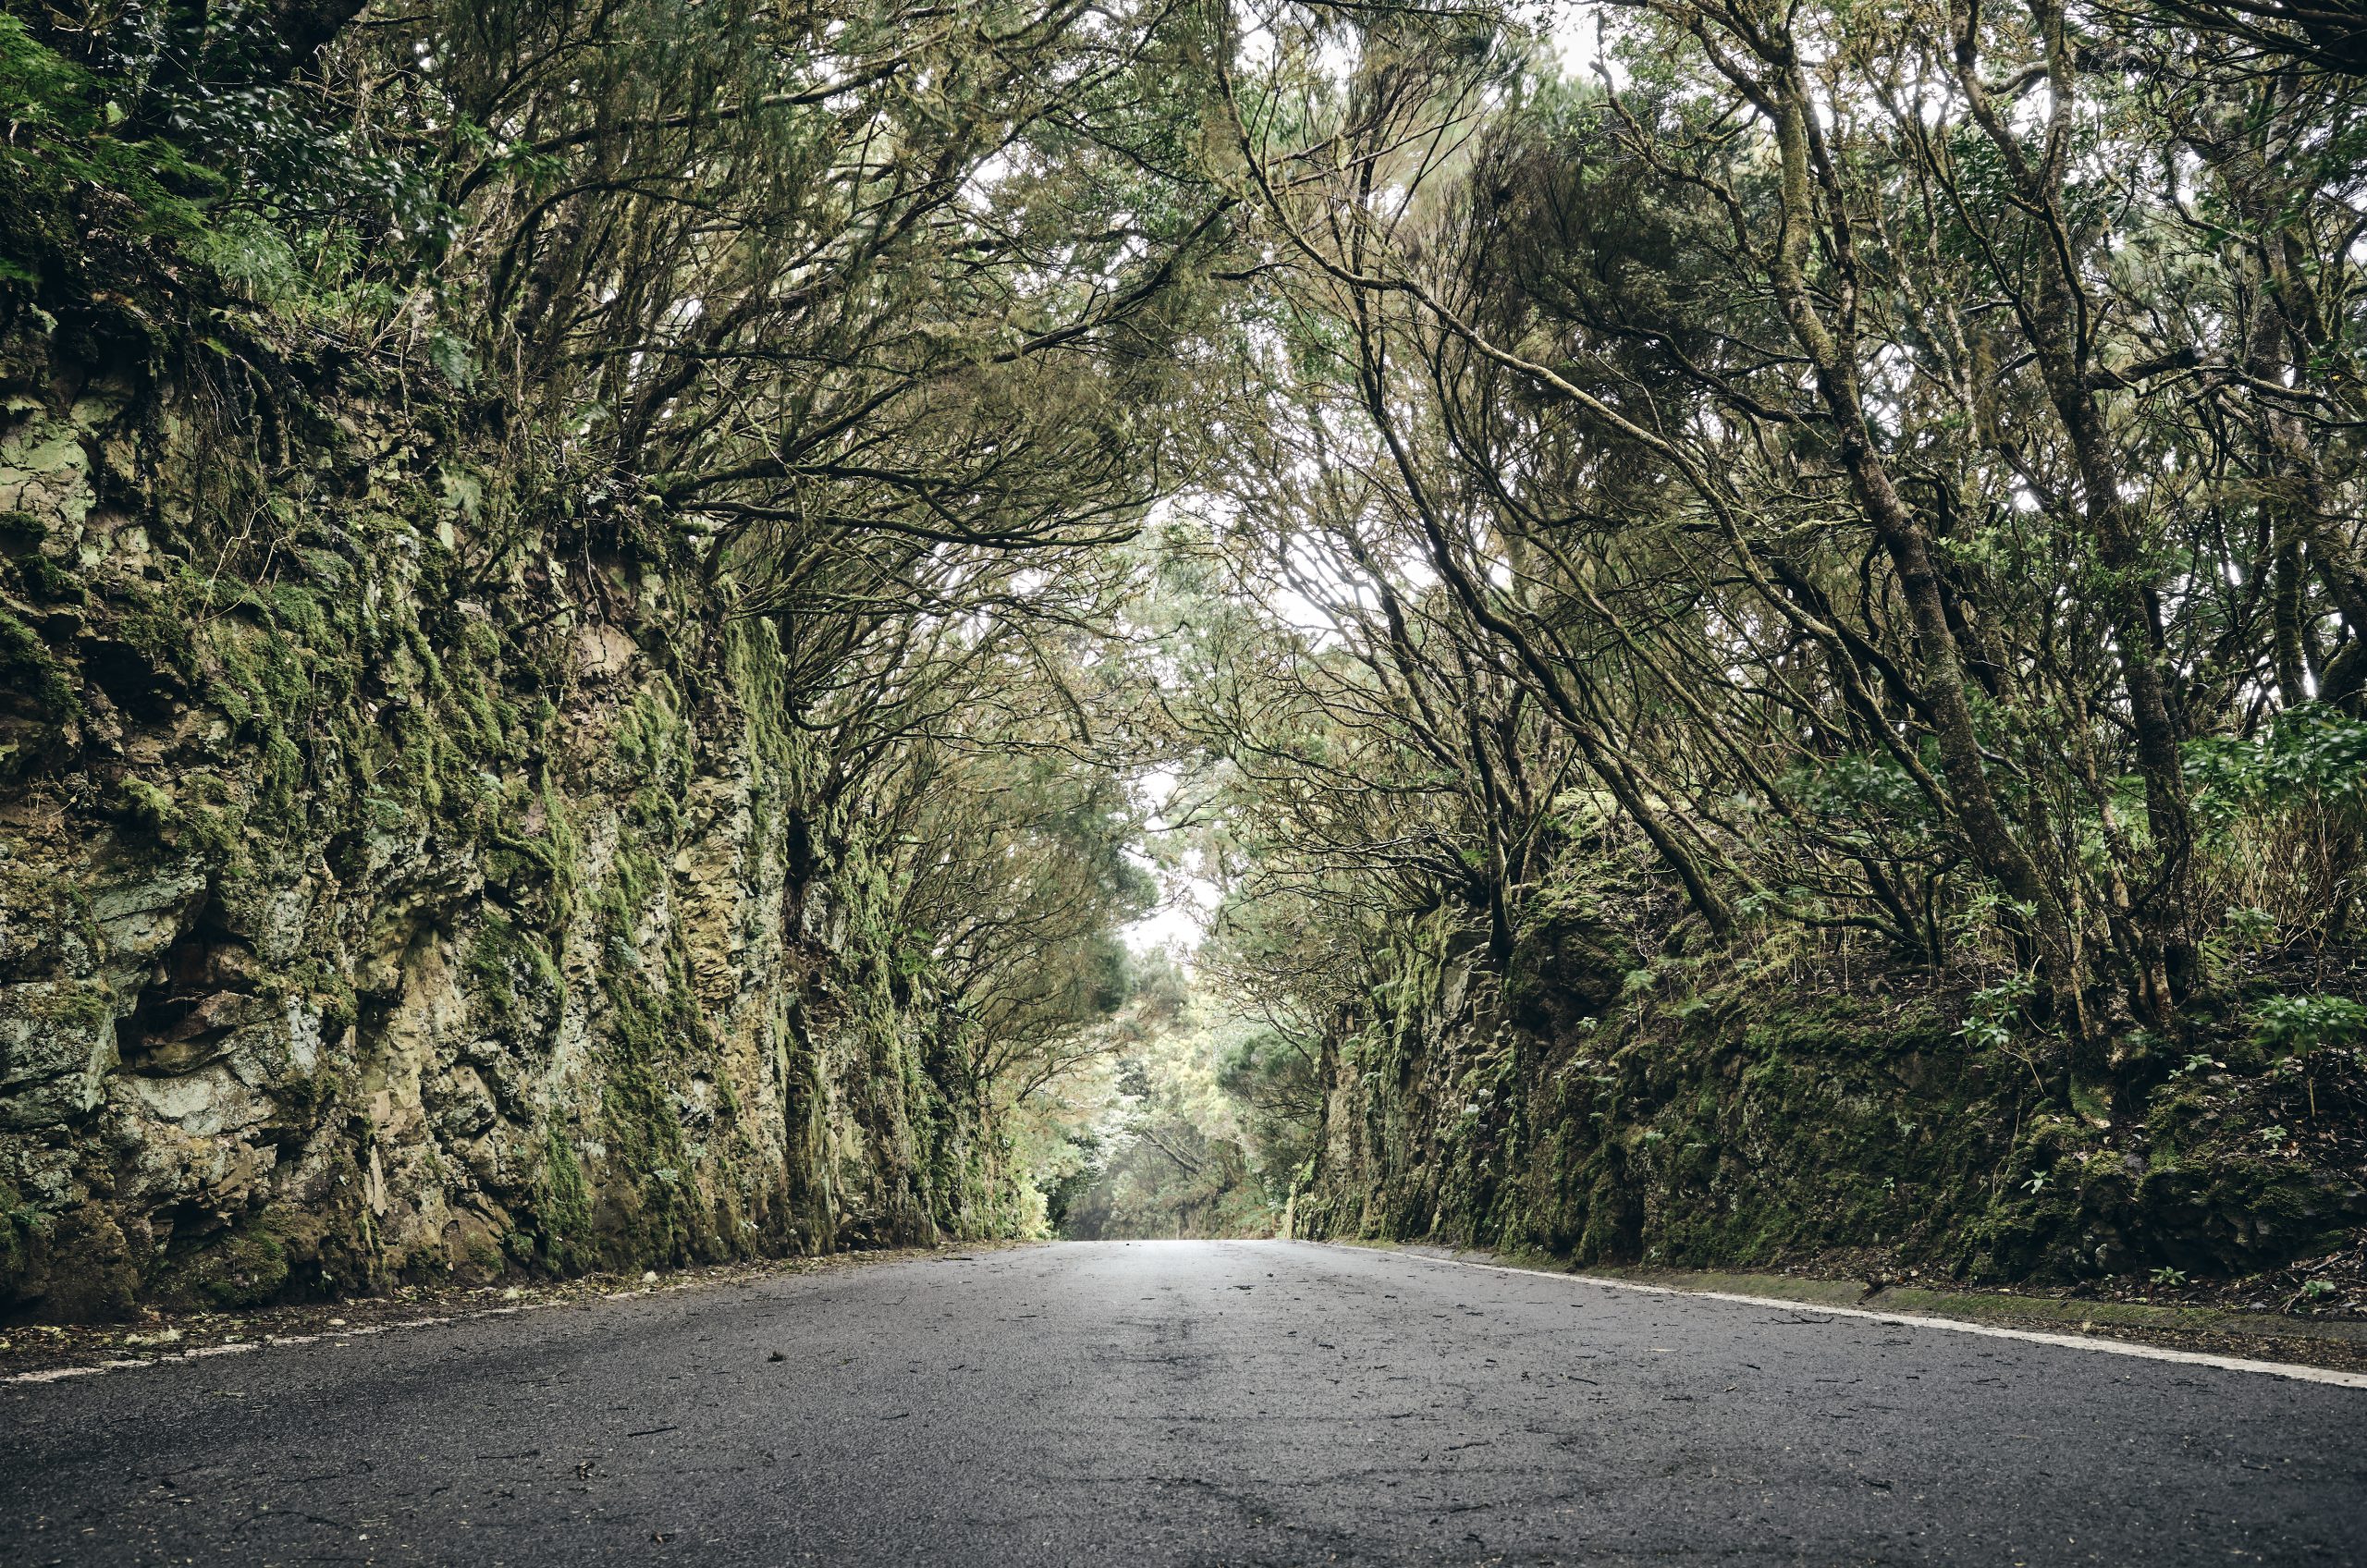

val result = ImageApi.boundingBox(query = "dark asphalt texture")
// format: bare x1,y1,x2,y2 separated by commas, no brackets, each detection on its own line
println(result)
4,1239,2361,1566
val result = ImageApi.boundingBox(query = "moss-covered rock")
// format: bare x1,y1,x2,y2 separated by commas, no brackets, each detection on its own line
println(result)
0,252,1016,1322
1292,912,2367,1284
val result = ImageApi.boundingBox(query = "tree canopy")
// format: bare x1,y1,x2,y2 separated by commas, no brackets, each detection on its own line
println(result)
8,0,2365,1229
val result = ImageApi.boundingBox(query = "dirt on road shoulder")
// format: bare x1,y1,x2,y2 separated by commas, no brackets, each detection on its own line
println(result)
1353,1241,2367,1377
0,1240,1043,1383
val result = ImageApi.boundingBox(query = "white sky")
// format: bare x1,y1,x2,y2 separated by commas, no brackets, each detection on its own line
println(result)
1122,765,1221,958
1123,881,1221,958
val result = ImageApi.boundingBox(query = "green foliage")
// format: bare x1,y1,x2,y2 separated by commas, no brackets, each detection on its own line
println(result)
2223,907,2277,949
2189,707,2367,821
0,15,217,244
1958,975,2037,1054
1053,988,1306,1240
10,0,2367,1316
2251,996,2367,1060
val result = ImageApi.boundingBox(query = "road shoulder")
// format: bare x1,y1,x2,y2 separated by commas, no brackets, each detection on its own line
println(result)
1309,1237,2367,1379
1,1239,1044,1384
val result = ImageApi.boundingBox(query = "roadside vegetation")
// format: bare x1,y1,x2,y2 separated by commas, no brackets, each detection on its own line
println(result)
0,0,2361,1308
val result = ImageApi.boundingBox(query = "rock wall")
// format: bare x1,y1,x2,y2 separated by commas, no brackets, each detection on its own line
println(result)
0,306,1011,1319
1291,913,2367,1281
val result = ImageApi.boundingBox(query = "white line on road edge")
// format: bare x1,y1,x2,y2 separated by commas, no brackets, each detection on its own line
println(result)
1324,1244,2367,1390
3,1305,546,1386
3,1253,941,1388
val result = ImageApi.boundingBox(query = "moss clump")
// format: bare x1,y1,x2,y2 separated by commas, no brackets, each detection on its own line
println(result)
14,1204,140,1321
465,909,563,1036
527,1128,597,1274
0,606,79,716
118,775,179,830
167,1216,294,1309
16,552,83,603
111,595,202,686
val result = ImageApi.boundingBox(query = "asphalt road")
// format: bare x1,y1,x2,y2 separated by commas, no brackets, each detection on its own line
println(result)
5,1240,2361,1566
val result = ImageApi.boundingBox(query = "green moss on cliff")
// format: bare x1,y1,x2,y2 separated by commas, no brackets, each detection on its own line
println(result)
526,1127,597,1274
1294,910,2366,1285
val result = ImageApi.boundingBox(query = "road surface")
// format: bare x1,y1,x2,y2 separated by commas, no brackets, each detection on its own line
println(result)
5,1240,2361,1565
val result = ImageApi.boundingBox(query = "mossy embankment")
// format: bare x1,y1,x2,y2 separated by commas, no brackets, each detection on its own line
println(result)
0,126,1020,1320
1291,909,2367,1292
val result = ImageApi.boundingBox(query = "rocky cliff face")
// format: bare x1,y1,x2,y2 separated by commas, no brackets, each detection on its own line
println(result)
1291,913,2367,1282
0,308,1010,1320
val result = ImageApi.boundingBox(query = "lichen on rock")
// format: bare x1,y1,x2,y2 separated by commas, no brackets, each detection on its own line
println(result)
0,288,1009,1322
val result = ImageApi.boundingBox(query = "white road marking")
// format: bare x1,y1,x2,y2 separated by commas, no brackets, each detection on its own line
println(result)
4,1305,539,1385
3,1256,914,1387
1321,1243,2367,1390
